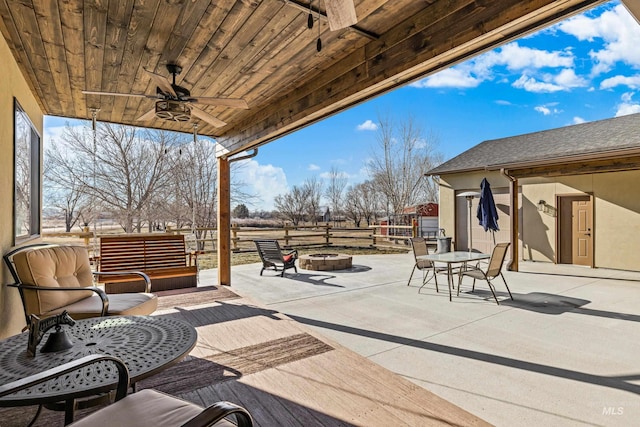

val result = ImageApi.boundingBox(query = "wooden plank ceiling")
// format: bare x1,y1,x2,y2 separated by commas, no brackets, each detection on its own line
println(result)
0,0,605,156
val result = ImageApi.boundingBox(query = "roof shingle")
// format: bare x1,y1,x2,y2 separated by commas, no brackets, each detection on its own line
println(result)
427,112,640,175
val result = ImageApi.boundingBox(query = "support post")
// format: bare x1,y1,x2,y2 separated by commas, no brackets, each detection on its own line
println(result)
217,157,231,286
509,176,519,271
501,169,519,272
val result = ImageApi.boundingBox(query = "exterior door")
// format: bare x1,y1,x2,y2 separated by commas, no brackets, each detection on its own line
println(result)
559,196,593,266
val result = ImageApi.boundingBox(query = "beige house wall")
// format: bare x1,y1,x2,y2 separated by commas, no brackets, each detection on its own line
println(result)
440,169,640,272
437,171,510,250
1,32,44,338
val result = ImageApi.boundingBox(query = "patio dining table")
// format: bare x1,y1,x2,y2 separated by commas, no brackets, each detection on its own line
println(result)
418,251,490,301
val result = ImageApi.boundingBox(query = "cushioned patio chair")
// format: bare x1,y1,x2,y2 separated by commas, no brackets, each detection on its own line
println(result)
253,240,298,277
4,244,157,324
0,354,253,427
457,242,513,304
407,237,447,292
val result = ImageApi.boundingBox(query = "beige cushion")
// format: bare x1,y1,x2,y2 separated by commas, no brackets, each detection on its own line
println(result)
44,293,158,319
13,246,94,314
69,389,236,427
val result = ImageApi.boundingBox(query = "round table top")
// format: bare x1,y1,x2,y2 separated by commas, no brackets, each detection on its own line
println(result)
0,315,197,405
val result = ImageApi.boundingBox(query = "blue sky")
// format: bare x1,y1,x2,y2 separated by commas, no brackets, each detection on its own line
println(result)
45,1,640,211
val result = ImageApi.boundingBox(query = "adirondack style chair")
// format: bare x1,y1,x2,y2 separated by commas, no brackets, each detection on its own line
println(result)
253,240,298,277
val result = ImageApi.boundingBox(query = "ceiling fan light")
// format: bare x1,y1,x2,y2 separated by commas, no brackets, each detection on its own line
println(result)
155,100,191,122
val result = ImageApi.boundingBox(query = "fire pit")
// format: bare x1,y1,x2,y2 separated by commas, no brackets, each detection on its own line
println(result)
299,253,353,271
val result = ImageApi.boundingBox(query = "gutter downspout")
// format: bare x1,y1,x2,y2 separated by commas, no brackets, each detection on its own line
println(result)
229,148,258,163
501,169,519,272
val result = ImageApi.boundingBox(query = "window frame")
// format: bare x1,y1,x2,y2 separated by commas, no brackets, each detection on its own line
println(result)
13,98,41,244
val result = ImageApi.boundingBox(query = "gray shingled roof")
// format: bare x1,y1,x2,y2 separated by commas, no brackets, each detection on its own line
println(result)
427,112,640,175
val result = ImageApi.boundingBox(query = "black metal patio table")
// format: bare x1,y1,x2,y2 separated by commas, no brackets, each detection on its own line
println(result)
0,315,197,424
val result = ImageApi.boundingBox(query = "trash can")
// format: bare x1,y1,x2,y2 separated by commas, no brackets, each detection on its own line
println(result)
437,237,452,253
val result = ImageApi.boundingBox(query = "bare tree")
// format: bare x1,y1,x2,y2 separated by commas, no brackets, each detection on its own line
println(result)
343,185,364,227
343,180,381,227
366,115,442,217
324,166,347,226
46,123,174,232
302,176,323,225
274,185,309,225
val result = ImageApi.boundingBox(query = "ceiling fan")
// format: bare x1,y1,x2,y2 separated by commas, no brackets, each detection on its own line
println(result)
82,63,249,128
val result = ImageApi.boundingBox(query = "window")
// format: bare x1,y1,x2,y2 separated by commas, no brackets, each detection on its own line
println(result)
14,99,41,242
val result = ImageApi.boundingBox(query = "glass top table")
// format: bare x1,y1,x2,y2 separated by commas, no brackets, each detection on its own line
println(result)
0,315,197,423
417,251,490,301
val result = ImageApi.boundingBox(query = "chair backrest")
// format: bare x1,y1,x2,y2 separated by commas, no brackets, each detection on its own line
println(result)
254,240,285,264
410,237,433,268
3,243,54,283
11,245,94,316
486,242,510,278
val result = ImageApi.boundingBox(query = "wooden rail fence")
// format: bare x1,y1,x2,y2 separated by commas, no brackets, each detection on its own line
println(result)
42,223,426,253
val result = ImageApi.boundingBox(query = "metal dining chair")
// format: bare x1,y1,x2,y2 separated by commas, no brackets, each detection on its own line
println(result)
407,237,447,292
457,242,513,304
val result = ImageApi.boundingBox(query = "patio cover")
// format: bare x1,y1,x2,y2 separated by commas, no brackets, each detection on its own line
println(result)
0,0,620,286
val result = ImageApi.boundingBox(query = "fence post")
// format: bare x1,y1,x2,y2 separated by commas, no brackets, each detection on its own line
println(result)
284,224,290,247
372,225,377,246
231,223,238,251
412,221,418,238
325,223,331,245
83,226,90,247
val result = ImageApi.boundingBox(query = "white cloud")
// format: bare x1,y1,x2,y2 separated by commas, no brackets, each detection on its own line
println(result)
234,159,288,211
512,75,564,93
356,119,378,131
573,116,587,124
44,125,67,145
410,42,577,90
554,68,588,88
308,163,321,171
615,92,640,117
534,103,563,115
535,106,551,115
600,74,640,89
512,68,587,93
411,68,481,88
616,103,640,116
621,92,634,103
494,43,575,70
559,4,640,75
495,100,512,106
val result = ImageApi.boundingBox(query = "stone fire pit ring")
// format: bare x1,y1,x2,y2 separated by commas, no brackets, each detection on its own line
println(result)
299,253,353,271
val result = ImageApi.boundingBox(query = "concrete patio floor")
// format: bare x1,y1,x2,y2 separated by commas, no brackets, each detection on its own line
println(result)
199,253,640,426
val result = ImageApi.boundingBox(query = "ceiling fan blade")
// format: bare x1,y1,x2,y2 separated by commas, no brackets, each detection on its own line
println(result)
143,68,177,97
188,104,227,127
82,90,149,98
325,0,357,31
188,97,248,109
136,107,157,122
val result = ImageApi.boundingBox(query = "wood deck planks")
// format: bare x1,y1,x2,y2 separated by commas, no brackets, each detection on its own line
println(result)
155,295,490,426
